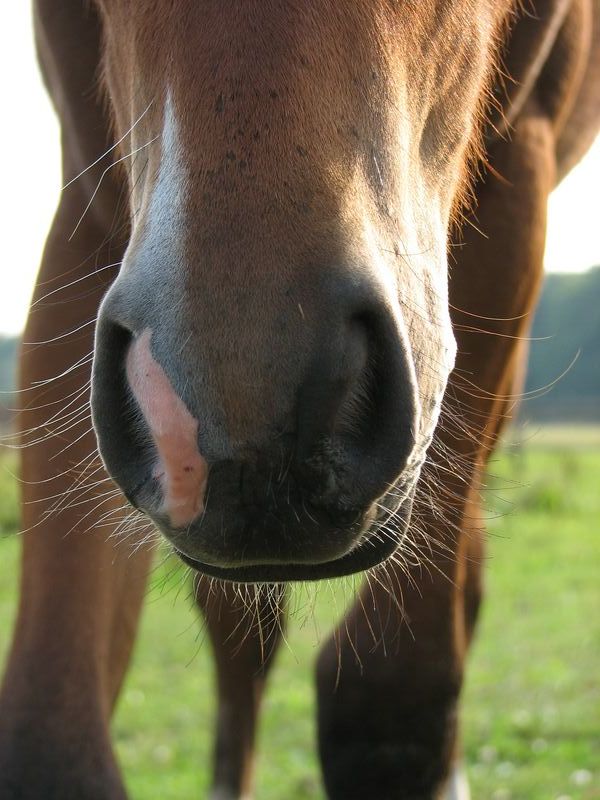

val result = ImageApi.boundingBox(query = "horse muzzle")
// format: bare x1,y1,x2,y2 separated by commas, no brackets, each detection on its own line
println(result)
91,267,422,582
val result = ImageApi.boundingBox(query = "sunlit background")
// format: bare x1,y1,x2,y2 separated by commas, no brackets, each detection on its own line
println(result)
1,5,600,335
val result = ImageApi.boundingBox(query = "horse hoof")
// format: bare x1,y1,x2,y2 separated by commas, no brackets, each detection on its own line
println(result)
445,764,471,800
208,790,253,800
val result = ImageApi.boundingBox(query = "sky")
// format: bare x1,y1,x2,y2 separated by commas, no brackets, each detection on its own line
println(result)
1,6,599,336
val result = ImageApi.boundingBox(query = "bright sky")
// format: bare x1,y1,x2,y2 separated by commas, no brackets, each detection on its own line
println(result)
1,6,599,335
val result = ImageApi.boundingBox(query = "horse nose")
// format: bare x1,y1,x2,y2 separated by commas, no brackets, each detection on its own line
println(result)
91,270,420,551
293,303,419,518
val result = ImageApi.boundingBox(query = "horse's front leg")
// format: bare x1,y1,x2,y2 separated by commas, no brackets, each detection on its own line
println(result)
0,182,153,799
315,97,554,799
195,578,287,800
315,524,474,800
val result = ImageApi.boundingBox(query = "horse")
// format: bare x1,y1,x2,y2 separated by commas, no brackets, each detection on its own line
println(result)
1,1,598,798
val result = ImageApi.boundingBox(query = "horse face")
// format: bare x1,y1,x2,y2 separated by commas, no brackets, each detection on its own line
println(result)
91,1,511,581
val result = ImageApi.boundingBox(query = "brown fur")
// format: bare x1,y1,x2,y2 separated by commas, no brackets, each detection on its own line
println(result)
0,1,598,798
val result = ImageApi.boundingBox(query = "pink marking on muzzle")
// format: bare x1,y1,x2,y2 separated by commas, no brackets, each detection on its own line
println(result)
126,329,208,528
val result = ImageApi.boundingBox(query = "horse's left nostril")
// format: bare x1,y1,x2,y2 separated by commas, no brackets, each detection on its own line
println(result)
294,304,419,515
294,319,369,455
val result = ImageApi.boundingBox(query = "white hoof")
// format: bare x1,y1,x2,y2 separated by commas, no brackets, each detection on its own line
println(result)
445,764,471,800
208,790,252,800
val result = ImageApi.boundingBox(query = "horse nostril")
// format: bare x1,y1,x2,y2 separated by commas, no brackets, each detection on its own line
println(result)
125,329,209,528
91,318,143,488
335,319,382,443
295,319,370,452
93,318,210,528
294,305,419,513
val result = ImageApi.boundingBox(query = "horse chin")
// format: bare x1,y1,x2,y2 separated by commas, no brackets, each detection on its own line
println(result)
173,492,414,584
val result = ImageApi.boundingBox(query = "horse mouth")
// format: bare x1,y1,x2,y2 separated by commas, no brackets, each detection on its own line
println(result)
170,492,414,583
124,449,421,583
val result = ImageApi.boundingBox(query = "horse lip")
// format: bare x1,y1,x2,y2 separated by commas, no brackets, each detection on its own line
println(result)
172,492,414,583
126,460,417,582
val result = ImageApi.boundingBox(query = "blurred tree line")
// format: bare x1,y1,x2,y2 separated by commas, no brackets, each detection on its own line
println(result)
523,266,600,421
0,337,18,429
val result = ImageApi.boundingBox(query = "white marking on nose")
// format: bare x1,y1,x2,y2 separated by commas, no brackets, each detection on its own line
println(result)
147,89,185,232
129,88,186,251
126,329,208,528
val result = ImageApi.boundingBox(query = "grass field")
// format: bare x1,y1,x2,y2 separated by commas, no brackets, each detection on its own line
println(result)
0,432,598,799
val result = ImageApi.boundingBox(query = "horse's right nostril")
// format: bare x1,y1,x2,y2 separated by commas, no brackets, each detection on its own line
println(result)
92,311,210,529
294,306,419,515
125,329,209,528
91,316,143,492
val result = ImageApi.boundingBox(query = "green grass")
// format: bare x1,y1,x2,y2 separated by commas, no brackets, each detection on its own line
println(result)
0,438,598,799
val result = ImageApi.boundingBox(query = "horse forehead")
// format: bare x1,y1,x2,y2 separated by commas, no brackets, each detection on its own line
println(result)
104,0,495,57
105,0,513,228
102,0,510,123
